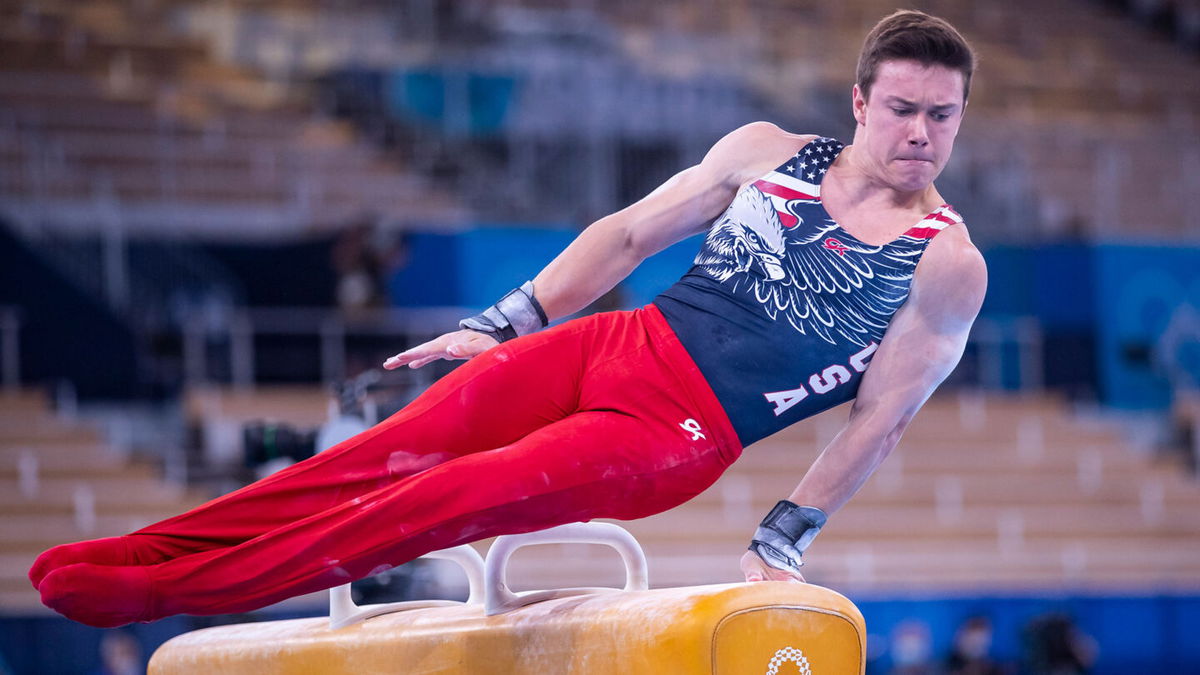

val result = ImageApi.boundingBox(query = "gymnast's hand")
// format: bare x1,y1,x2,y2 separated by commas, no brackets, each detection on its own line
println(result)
739,549,805,584
383,329,500,370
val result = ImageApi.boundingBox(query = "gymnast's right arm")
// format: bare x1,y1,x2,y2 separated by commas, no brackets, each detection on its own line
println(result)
384,122,798,370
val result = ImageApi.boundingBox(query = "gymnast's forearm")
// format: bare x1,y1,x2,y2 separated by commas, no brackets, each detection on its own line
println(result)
786,408,905,517
533,164,733,320
531,212,650,320
743,411,903,579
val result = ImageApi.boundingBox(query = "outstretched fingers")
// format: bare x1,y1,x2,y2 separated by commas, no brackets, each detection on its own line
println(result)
384,330,499,370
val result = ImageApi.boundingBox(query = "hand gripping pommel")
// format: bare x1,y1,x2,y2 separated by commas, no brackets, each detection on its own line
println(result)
748,501,828,574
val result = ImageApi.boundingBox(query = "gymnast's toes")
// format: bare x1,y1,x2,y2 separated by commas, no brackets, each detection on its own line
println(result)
39,563,154,629
28,537,132,590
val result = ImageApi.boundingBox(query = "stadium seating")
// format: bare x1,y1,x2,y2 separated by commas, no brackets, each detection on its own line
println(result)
6,386,1198,617
0,0,463,240
2,0,1198,618
507,393,1200,594
0,389,206,614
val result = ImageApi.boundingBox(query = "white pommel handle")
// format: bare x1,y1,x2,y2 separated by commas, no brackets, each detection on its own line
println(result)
484,521,649,616
329,544,485,630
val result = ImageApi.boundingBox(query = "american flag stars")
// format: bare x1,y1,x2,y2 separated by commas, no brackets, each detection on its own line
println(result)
776,137,843,186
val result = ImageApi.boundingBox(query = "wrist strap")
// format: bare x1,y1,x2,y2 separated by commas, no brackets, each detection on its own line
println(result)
748,500,827,573
459,281,548,342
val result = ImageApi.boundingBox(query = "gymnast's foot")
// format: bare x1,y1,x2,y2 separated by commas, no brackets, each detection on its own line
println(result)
39,563,155,628
29,537,134,590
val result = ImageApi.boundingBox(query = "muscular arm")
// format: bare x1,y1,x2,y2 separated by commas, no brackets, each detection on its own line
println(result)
387,122,815,368
530,157,732,319
742,225,987,581
790,228,986,511
535,123,813,318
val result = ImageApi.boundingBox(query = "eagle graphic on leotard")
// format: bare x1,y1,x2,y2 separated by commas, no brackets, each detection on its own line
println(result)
695,185,921,347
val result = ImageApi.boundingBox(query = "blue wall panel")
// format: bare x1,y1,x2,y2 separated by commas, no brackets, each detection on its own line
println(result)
456,227,578,310
620,234,705,308
856,593,1200,674
386,232,461,307
978,244,1096,329
389,230,1200,409
1093,245,1199,409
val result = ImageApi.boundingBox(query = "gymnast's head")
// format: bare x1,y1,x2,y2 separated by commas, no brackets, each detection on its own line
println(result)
849,10,978,192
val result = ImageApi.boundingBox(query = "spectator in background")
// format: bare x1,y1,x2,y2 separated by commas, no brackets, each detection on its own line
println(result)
90,630,142,675
332,217,413,377
332,220,380,311
944,615,1009,675
889,619,936,675
1022,612,1097,675
331,217,410,313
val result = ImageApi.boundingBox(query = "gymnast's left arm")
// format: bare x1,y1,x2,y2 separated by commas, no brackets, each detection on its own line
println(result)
384,122,789,370
741,226,987,583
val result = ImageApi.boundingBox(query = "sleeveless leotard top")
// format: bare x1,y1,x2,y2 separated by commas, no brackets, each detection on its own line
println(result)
654,137,961,446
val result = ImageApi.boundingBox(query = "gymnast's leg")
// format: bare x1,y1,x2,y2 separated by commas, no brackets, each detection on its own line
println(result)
29,315,611,589
37,306,740,627
39,391,734,627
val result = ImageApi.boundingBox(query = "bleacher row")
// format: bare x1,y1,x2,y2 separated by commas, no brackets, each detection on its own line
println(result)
3,386,1198,617
600,0,1200,241
0,0,463,240
4,0,1199,242
540,394,1200,594
0,390,203,613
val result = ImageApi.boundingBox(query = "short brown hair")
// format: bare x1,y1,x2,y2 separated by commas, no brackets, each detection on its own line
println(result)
856,10,977,102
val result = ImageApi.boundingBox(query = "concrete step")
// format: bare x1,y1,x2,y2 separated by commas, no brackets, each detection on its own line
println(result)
0,423,103,445
0,451,159,479
617,504,1200,541
0,497,193,519
0,390,51,414
0,589,48,615
745,438,1146,472
480,542,1200,595
0,480,197,517
0,511,197,552
689,465,1200,509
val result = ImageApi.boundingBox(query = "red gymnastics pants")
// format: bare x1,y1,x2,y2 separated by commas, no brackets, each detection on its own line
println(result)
32,305,742,627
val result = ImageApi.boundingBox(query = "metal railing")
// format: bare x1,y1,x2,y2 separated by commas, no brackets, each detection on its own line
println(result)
178,304,1046,393
970,315,1045,391
181,306,472,389
0,305,20,391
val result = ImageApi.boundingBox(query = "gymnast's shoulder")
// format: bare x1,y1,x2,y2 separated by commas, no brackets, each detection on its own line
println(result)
699,122,820,189
914,223,988,317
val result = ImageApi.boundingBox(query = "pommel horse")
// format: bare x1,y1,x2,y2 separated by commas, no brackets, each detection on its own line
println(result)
149,522,865,674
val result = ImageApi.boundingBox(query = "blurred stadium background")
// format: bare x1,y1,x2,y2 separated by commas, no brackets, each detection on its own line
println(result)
1,0,1199,672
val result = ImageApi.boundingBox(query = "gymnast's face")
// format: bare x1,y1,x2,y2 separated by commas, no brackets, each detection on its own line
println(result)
851,59,966,193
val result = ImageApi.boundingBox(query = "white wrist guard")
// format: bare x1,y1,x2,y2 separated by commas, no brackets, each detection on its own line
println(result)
459,281,548,342
748,500,827,574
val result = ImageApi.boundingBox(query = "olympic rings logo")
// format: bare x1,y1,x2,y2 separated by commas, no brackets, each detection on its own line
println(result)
765,646,812,675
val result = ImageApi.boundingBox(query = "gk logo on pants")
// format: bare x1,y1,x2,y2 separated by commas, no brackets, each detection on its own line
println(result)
679,419,705,440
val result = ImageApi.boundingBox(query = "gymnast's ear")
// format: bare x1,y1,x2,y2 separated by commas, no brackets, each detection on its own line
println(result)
851,84,868,127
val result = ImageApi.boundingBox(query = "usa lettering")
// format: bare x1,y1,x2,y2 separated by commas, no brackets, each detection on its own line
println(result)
763,342,878,416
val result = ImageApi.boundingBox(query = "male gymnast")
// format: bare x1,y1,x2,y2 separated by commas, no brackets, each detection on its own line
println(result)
33,9,986,627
